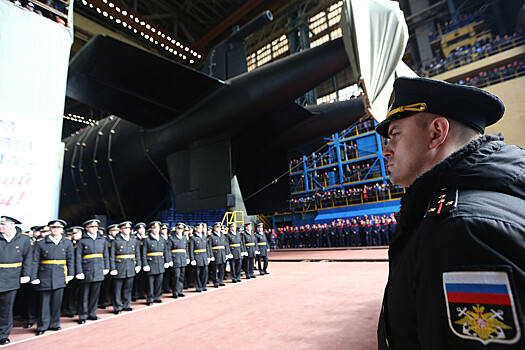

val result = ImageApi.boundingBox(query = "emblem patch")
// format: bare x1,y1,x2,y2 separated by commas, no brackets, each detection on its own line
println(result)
443,271,521,345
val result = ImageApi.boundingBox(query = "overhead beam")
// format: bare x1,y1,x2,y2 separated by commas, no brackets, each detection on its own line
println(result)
195,0,265,47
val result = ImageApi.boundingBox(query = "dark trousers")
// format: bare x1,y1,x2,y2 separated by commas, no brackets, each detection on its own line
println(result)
62,279,78,315
112,277,133,311
350,233,358,247
99,275,112,307
163,267,172,293
132,271,146,300
256,255,268,274
37,288,64,331
210,263,225,286
0,289,17,339
194,266,207,291
172,267,185,296
78,281,102,320
17,284,38,323
146,274,163,302
230,259,241,281
184,265,195,289
242,257,255,278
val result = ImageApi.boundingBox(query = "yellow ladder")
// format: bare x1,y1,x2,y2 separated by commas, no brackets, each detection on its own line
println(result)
221,211,244,228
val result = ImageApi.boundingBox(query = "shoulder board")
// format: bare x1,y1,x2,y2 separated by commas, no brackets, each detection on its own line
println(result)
424,188,458,218
21,232,31,236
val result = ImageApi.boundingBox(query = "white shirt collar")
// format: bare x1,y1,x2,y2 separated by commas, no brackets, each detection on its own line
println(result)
87,232,98,240
49,235,62,245
2,232,15,243
150,233,159,241
120,233,130,242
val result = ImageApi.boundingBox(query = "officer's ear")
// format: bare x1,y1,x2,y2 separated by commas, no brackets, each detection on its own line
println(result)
428,117,449,150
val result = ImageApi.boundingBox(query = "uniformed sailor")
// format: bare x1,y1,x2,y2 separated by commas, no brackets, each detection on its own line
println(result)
75,218,109,324
141,221,171,305
188,223,211,292
0,216,32,345
31,220,74,335
99,224,118,309
168,223,189,298
62,226,83,318
254,223,270,275
209,222,231,288
131,222,146,301
109,221,141,314
160,223,172,294
242,223,259,279
227,223,246,283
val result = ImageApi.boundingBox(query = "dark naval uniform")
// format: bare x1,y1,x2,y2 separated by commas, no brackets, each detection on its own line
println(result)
209,230,231,287
110,233,141,313
255,230,269,275
75,230,109,322
141,233,170,304
32,233,74,333
242,229,258,279
189,232,211,292
168,233,188,297
0,220,32,345
227,230,245,282
378,134,525,350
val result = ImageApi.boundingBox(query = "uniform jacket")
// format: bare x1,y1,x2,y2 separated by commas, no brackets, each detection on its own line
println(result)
75,232,109,283
378,135,525,350
189,233,210,266
141,234,170,275
0,229,32,292
242,231,258,258
32,235,74,290
110,234,141,278
169,234,189,268
209,232,230,264
227,231,245,259
254,232,269,257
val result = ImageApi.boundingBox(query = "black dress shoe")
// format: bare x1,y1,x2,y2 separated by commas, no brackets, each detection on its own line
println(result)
195,289,202,293
49,327,61,331
246,276,251,279
36,330,45,336
65,313,77,318
214,284,219,288
236,279,242,282
154,299,163,303
146,302,153,306
232,280,237,283
131,298,137,302
78,320,86,324
172,294,178,298
251,275,256,278
0,338,9,345
114,310,122,315
219,283,225,286
123,308,133,312
24,323,33,328
88,316,100,321
202,288,208,291
178,293,185,297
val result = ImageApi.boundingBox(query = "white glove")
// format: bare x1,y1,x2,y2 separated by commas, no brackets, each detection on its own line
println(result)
143,265,151,272
164,263,169,268
110,270,118,276
255,250,260,255
66,276,74,283
268,248,271,252
227,254,233,259
207,258,211,263
186,259,190,264
76,273,85,280
103,269,109,275
241,252,248,257
31,279,40,285
20,276,30,284
191,260,196,266
135,266,141,273
169,261,173,267
210,257,215,262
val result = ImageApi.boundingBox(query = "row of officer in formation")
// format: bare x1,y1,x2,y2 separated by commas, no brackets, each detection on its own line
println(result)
0,216,270,345
275,215,397,248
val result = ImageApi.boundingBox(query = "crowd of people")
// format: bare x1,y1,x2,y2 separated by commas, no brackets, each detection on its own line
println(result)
457,59,525,87
427,10,486,42
289,182,403,211
9,0,68,26
275,214,397,249
418,32,524,77
0,217,271,345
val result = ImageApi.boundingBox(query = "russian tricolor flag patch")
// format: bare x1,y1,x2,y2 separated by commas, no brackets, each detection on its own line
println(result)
443,271,521,345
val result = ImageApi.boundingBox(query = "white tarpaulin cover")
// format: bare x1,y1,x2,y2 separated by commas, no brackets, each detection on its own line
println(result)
0,0,72,228
341,0,416,123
